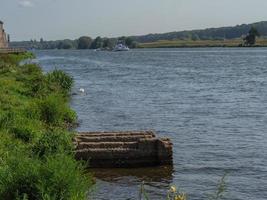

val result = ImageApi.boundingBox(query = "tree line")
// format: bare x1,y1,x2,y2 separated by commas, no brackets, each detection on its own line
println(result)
10,24,263,49
10,36,137,50
132,21,267,43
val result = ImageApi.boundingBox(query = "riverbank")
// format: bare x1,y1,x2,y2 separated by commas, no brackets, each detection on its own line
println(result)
0,53,92,199
137,38,267,48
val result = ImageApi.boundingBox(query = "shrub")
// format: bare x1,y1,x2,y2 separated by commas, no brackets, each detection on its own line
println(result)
32,129,74,157
11,126,35,143
23,101,41,120
0,152,91,200
0,110,42,143
46,70,73,94
0,149,41,200
36,94,77,126
63,107,77,125
20,64,43,76
16,64,47,97
11,118,41,143
0,111,15,130
0,61,17,75
0,52,34,65
38,154,91,200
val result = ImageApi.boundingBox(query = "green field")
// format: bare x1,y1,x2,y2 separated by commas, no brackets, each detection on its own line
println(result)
138,38,267,48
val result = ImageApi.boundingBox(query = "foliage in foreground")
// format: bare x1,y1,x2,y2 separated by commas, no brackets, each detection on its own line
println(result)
139,182,187,200
139,174,227,200
0,53,92,199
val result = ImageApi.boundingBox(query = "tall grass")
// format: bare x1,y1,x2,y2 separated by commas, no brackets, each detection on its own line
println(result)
139,174,228,200
0,52,35,65
46,69,74,95
0,149,91,200
35,94,77,126
32,129,74,157
208,174,228,200
0,53,92,199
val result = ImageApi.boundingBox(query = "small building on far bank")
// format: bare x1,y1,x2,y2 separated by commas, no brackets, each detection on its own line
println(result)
0,21,9,48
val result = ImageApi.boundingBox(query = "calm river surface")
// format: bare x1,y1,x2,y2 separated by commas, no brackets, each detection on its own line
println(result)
35,48,267,200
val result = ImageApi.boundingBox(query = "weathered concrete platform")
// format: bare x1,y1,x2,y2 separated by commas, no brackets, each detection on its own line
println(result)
74,131,173,168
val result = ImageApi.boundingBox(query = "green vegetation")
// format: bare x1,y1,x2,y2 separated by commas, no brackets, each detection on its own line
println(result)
243,27,261,46
208,174,227,200
77,36,93,49
140,174,228,200
77,36,136,50
140,182,187,200
133,21,267,43
102,38,115,49
57,39,76,49
117,36,137,48
90,36,103,49
17,39,79,50
10,21,267,49
138,37,267,48
11,36,137,50
46,69,74,95
0,53,92,199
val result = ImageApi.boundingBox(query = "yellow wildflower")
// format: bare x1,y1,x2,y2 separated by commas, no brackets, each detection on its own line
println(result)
174,193,187,200
170,185,177,193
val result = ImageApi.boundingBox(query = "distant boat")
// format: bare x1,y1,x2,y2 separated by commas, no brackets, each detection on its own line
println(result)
113,43,129,51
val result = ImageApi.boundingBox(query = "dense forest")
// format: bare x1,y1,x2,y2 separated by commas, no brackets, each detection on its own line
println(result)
132,21,267,42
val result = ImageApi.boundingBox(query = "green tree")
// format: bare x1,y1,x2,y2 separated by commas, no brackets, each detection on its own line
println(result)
102,38,113,49
57,40,74,49
191,34,200,41
77,36,92,49
90,36,103,49
117,36,137,48
249,26,260,36
244,27,260,46
125,37,133,47
118,36,126,43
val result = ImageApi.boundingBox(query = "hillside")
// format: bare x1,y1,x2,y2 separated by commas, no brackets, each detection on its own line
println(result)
132,21,267,43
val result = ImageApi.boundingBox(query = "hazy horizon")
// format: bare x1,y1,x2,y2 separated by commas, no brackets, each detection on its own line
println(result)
1,0,267,41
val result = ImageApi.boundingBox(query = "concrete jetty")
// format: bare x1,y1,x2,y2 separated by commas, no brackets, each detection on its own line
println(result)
74,131,173,168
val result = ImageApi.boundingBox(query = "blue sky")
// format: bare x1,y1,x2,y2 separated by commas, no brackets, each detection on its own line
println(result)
1,0,267,41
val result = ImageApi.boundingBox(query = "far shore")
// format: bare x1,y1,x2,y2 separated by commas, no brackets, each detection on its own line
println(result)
137,38,267,48
9,39,267,51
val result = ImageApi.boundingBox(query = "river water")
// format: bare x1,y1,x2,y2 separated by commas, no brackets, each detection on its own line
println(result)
35,48,267,200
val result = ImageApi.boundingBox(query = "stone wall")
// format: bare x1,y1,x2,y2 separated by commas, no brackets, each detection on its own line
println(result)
74,131,173,168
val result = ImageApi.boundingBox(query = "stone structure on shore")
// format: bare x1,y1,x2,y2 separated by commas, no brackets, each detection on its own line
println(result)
0,21,8,48
74,131,173,168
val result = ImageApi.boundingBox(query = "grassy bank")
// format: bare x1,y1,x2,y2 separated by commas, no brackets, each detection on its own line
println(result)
0,53,92,199
138,38,267,48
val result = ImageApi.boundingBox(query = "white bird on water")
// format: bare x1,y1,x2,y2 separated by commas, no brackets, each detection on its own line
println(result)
79,88,85,93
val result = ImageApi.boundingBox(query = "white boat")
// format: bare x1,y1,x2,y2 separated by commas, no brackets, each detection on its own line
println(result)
113,43,129,51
